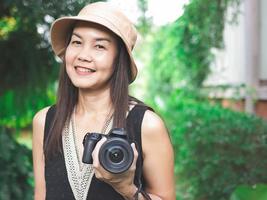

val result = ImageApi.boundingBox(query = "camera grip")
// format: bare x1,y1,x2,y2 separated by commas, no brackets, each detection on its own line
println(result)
82,133,102,164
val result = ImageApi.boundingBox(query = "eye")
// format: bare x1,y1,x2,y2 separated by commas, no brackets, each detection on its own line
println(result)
95,44,105,50
71,40,82,46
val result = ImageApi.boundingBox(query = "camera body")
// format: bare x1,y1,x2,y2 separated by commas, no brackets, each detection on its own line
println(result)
82,128,134,174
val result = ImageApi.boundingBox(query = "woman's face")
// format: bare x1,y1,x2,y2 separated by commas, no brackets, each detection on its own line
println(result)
65,21,118,91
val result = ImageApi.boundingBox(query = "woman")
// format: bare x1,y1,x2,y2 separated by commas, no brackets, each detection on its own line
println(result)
32,2,175,200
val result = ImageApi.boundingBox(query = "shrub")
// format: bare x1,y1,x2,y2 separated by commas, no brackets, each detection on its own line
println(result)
158,91,267,200
0,127,33,200
230,184,267,200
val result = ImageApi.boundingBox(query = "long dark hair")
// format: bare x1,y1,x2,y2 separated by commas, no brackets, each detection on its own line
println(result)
44,29,133,157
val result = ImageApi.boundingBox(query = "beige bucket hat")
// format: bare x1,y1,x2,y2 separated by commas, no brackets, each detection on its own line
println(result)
50,2,138,82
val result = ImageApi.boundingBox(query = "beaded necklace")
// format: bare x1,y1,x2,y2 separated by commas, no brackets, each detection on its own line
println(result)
62,108,113,200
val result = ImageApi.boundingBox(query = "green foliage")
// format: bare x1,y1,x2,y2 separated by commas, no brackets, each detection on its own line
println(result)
0,16,17,39
0,0,104,129
177,0,241,85
0,85,56,128
136,0,152,35
0,126,33,200
158,91,267,200
230,184,267,200
145,0,241,99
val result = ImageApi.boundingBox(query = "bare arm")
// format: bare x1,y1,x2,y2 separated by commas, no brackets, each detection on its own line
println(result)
32,107,49,200
91,109,175,200
141,110,176,200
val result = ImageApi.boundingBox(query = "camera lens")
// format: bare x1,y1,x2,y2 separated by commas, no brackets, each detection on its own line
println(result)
108,147,124,163
99,138,134,174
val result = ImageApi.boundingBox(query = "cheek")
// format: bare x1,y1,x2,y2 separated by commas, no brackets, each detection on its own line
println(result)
65,47,76,65
105,50,118,67
65,49,76,77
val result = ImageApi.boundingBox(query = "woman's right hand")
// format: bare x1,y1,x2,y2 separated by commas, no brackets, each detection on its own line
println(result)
91,137,139,199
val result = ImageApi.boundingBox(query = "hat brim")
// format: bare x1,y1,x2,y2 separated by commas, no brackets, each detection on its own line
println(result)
50,15,137,83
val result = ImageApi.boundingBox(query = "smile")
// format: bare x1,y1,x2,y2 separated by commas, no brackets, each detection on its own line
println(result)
74,66,96,75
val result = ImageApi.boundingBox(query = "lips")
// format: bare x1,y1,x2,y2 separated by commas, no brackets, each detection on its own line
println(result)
74,66,96,75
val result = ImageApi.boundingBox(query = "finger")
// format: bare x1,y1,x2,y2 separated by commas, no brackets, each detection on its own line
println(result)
94,169,103,180
130,143,138,171
131,142,139,159
92,137,107,168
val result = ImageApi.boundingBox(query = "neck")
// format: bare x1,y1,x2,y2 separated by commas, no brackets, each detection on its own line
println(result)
76,87,113,116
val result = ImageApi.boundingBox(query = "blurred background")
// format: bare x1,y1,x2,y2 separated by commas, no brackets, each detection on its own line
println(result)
0,0,267,199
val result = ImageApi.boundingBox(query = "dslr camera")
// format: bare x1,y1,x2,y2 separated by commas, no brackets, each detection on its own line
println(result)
82,128,134,174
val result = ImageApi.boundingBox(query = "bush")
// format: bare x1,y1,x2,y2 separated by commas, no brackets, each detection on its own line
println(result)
0,126,33,200
157,91,267,200
230,184,267,200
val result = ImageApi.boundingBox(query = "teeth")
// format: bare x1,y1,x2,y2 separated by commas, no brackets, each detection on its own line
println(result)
76,66,95,72
79,68,91,72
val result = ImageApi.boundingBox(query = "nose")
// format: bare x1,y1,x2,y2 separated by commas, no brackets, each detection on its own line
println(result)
77,46,93,62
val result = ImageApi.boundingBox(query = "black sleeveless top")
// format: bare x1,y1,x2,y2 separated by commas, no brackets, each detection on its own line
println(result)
44,105,148,200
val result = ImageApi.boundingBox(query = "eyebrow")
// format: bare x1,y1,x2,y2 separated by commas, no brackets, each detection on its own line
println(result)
72,32,112,43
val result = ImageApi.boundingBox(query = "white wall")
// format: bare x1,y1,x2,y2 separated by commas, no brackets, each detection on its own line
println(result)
260,0,267,80
205,0,267,86
205,3,246,86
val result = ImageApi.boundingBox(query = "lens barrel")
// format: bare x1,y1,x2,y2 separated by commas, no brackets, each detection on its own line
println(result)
99,137,134,174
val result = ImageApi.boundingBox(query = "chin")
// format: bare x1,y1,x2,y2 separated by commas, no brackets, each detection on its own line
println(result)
71,81,105,91
73,83,94,89
70,79,91,88
70,77,110,91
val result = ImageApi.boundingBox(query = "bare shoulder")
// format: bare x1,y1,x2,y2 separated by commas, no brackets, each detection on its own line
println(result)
32,106,51,141
141,109,171,155
33,106,51,128
142,109,168,136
